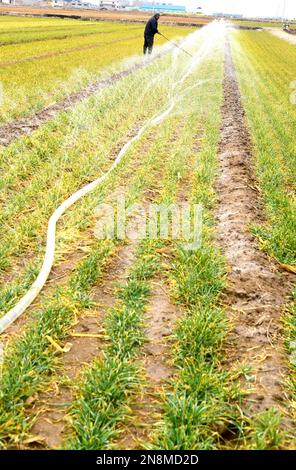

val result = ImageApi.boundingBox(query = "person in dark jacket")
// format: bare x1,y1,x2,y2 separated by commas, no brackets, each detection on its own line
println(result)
143,13,160,55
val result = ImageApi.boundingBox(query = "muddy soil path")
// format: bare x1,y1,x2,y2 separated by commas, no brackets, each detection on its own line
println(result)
268,28,296,45
0,51,165,147
116,277,183,450
216,36,294,415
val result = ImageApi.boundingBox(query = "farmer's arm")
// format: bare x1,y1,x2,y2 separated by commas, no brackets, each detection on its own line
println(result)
151,18,160,34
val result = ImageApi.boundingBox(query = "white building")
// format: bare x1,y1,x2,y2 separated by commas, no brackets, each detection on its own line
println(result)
52,0,64,6
99,0,128,10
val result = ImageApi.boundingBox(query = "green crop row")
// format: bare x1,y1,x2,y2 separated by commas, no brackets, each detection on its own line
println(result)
0,27,143,62
0,97,182,447
153,42,242,450
231,31,296,265
0,30,231,450
66,81,210,449
0,17,138,44
0,51,175,311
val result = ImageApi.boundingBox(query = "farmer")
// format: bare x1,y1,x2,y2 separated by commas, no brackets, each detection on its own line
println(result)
143,13,160,55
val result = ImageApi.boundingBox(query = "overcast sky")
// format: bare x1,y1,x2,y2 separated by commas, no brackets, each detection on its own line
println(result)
184,0,296,18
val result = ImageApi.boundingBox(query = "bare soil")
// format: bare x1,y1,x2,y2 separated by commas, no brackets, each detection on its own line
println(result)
216,37,294,414
269,28,296,45
0,6,212,27
116,277,182,450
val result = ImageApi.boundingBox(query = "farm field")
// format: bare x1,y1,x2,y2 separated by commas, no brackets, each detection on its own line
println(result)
232,30,296,264
0,5,213,25
0,16,195,123
231,19,295,28
0,11,295,456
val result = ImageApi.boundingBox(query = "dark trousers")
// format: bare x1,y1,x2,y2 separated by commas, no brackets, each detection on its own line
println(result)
143,35,154,55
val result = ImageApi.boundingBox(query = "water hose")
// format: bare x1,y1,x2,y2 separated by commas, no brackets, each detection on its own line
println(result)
0,90,184,334
159,32,193,57
0,25,221,334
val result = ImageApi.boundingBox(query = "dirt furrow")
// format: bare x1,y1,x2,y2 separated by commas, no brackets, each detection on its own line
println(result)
0,51,165,147
116,277,182,450
216,36,294,415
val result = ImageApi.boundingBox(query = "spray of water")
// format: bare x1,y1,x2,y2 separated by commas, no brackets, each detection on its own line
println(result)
0,21,226,334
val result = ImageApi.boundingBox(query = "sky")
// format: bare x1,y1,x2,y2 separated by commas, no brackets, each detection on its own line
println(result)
89,0,296,19
184,0,296,18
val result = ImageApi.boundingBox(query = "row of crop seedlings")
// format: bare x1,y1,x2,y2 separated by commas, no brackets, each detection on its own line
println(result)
231,35,296,322
0,21,193,123
0,53,173,319
0,20,142,45
0,98,188,448
65,44,245,450
0,34,238,450
231,30,296,448
65,111,200,448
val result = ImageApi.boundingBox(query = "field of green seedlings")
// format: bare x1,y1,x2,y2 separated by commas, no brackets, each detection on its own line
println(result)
231,30,296,266
0,15,295,454
0,16,195,123
232,20,285,28
231,30,296,428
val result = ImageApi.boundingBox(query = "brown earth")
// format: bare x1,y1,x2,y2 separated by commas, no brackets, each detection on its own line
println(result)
0,6,212,26
115,277,182,450
269,28,296,45
216,36,294,415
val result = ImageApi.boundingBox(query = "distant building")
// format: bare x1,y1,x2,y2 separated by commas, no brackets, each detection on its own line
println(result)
97,0,129,9
52,0,64,7
214,12,243,19
52,0,98,7
140,3,186,13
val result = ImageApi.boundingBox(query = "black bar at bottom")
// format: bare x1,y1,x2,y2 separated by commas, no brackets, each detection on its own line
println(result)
0,450,295,468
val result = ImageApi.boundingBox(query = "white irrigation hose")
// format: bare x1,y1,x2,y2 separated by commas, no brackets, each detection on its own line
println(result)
0,26,222,334
0,123,149,334
0,100,182,334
